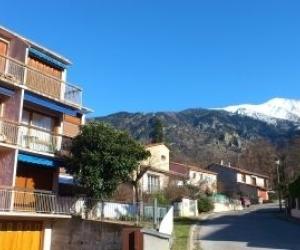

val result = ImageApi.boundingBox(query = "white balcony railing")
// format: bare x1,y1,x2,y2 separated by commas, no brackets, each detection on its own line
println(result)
0,54,82,106
0,120,19,145
18,125,61,154
0,120,61,154
0,188,75,215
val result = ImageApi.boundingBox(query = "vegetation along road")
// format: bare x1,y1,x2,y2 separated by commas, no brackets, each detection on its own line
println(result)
193,204,300,250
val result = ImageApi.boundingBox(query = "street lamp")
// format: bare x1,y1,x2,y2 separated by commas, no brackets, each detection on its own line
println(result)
275,160,282,212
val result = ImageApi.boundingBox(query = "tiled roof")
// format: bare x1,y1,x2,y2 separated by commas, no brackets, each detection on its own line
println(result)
209,163,269,179
170,162,218,175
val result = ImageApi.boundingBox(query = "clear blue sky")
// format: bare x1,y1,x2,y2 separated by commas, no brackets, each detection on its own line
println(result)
1,1,300,116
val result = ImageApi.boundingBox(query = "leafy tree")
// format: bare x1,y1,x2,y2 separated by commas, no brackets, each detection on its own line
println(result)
149,117,164,143
65,122,150,200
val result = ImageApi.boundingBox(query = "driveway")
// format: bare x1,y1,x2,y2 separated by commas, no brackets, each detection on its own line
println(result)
193,204,300,250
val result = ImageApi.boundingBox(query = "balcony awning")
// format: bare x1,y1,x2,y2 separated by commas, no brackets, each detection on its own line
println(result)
18,152,61,168
0,86,14,97
24,92,81,116
29,48,68,70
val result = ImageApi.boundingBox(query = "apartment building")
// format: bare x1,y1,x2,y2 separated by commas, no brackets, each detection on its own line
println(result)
208,163,269,202
0,26,90,249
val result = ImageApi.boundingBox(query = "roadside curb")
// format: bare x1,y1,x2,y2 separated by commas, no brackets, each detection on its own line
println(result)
188,213,211,250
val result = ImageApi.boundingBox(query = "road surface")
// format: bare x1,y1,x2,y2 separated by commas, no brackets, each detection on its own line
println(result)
193,204,300,250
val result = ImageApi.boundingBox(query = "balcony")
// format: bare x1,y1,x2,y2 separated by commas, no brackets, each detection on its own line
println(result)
0,187,75,216
0,54,82,107
0,119,61,154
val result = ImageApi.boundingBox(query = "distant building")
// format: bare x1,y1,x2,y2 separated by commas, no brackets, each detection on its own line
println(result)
140,143,186,193
170,162,217,193
207,163,269,202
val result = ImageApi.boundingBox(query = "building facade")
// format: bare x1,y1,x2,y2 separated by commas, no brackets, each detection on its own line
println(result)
0,26,89,250
208,163,269,202
170,162,217,193
140,144,186,193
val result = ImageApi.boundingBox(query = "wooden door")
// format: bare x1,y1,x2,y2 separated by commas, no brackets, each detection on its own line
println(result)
15,164,54,212
0,40,8,73
122,228,143,250
0,221,43,250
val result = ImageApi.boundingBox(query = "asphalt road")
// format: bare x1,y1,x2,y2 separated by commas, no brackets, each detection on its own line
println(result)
194,204,300,250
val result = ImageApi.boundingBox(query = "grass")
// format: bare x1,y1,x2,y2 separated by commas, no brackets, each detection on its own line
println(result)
173,217,200,250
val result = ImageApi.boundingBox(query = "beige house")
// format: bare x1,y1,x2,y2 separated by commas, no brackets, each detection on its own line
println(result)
140,143,186,193
140,143,170,193
170,162,218,193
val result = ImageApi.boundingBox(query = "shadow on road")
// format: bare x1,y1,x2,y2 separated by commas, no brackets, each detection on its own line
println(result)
200,206,300,250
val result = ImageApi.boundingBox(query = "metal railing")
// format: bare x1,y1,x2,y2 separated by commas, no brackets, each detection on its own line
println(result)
0,188,75,214
0,187,170,228
18,125,61,154
0,120,19,145
0,120,61,154
0,55,25,83
0,54,82,106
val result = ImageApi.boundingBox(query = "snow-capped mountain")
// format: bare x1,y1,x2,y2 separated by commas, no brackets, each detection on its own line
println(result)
220,98,300,124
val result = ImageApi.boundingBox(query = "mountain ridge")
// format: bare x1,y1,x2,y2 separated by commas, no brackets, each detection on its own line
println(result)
219,98,300,124
92,100,300,173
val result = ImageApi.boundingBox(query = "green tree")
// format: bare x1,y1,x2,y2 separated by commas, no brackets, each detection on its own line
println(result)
65,122,150,199
149,117,164,143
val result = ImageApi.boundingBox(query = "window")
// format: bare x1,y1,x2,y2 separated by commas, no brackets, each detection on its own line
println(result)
20,109,56,153
252,177,257,186
147,174,160,193
21,110,54,131
241,174,246,182
192,172,196,179
161,155,166,161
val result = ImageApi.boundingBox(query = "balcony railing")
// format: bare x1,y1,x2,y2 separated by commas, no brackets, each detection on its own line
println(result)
0,120,61,154
0,188,75,215
18,125,61,154
0,120,19,145
0,187,171,228
0,54,82,106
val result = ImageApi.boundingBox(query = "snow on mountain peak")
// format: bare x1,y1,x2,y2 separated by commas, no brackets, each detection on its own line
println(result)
220,98,300,124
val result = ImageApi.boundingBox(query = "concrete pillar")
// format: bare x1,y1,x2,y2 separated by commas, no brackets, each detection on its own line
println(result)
43,222,52,250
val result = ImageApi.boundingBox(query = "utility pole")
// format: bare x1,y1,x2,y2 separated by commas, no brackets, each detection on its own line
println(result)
275,160,282,212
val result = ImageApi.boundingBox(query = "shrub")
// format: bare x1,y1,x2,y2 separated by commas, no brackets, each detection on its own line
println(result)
198,196,214,213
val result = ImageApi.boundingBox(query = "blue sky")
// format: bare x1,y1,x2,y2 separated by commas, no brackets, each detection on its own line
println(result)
1,1,300,116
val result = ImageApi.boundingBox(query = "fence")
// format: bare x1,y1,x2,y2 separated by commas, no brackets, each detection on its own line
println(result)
74,198,169,225
0,187,170,228
173,198,198,217
211,193,243,212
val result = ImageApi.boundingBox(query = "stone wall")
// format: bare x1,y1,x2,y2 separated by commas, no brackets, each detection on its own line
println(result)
51,218,129,250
